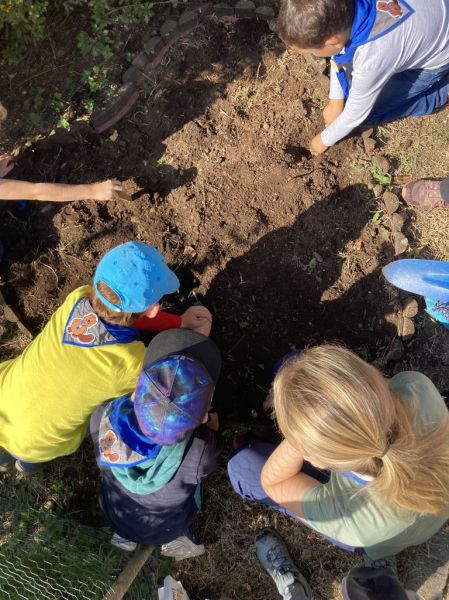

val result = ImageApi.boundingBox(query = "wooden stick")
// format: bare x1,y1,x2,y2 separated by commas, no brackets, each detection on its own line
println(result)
103,546,154,600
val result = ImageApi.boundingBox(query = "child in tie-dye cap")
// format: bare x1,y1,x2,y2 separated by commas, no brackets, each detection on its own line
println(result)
89,328,222,559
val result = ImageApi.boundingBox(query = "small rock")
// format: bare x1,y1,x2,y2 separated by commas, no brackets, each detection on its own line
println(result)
251,409,259,418
386,339,405,361
182,245,197,259
373,184,383,197
398,316,415,339
363,137,376,154
362,128,374,140
402,297,418,318
313,251,323,262
262,122,269,131
393,231,409,255
391,212,406,232
372,155,390,174
383,191,400,214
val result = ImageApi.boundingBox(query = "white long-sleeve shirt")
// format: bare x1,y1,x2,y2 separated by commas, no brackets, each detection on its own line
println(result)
321,0,449,147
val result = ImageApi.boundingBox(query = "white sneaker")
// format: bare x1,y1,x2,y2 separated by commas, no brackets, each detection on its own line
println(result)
161,536,205,561
111,532,137,552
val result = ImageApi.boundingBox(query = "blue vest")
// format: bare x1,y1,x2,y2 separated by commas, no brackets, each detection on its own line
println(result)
333,0,415,98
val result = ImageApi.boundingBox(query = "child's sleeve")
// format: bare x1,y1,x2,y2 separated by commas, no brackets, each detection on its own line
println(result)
322,49,398,147
132,311,182,332
329,66,345,100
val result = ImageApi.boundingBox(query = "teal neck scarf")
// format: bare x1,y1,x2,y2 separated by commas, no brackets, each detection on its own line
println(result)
110,436,190,494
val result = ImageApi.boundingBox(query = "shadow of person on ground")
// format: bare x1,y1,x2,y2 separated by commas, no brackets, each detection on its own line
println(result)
205,183,396,418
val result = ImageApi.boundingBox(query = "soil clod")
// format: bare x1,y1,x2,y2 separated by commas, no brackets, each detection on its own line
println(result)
285,144,312,163
383,191,400,214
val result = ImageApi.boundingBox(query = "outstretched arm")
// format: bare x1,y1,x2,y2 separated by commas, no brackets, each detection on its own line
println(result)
0,178,122,202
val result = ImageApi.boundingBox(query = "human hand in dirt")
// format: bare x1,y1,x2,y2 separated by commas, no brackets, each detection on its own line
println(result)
310,133,328,156
181,305,212,336
90,179,123,201
0,154,14,177
322,99,345,127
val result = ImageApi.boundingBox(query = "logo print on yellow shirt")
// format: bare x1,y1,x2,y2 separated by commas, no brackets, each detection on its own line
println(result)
67,312,99,344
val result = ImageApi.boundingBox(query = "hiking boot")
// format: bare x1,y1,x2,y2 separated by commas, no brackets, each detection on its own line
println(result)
161,535,205,561
255,528,313,599
363,551,397,572
111,533,137,552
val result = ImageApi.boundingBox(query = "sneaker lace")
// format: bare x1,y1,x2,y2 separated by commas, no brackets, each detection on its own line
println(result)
268,546,295,576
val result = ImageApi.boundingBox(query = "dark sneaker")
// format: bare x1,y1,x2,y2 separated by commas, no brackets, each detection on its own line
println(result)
363,551,397,572
15,460,44,476
255,528,313,599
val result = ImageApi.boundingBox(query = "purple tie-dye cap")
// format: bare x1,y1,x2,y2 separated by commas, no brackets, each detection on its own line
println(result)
134,354,215,445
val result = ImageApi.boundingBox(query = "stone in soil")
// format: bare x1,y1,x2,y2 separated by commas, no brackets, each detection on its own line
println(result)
383,191,400,214
402,297,418,318
398,315,415,339
372,155,390,174
393,231,409,255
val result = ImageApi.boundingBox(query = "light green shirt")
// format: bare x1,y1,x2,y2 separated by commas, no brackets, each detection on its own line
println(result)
302,371,449,559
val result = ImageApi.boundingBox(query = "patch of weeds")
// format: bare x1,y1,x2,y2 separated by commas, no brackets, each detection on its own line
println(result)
372,211,383,225
83,98,95,115
370,165,391,186
83,65,110,94
402,153,420,173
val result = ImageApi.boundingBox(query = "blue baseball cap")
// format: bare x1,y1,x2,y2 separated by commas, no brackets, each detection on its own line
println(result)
93,241,179,312
134,329,221,445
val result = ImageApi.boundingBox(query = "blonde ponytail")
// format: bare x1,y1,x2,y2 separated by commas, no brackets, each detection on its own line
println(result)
273,345,449,515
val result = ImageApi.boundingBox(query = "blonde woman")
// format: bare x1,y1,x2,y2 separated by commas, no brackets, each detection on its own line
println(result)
228,346,449,599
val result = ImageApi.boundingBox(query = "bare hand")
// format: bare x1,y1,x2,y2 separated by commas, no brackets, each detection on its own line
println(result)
181,305,212,337
0,154,14,177
310,134,328,156
90,179,122,201
322,99,344,127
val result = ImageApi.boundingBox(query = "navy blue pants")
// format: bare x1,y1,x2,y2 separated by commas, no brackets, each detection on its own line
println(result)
368,64,449,124
227,441,358,553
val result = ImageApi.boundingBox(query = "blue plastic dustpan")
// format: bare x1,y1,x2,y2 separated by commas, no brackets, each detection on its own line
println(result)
382,259,449,302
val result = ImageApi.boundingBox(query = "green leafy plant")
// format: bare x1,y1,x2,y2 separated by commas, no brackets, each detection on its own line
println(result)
370,165,392,186
372,211,383,225
1,0,155,64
